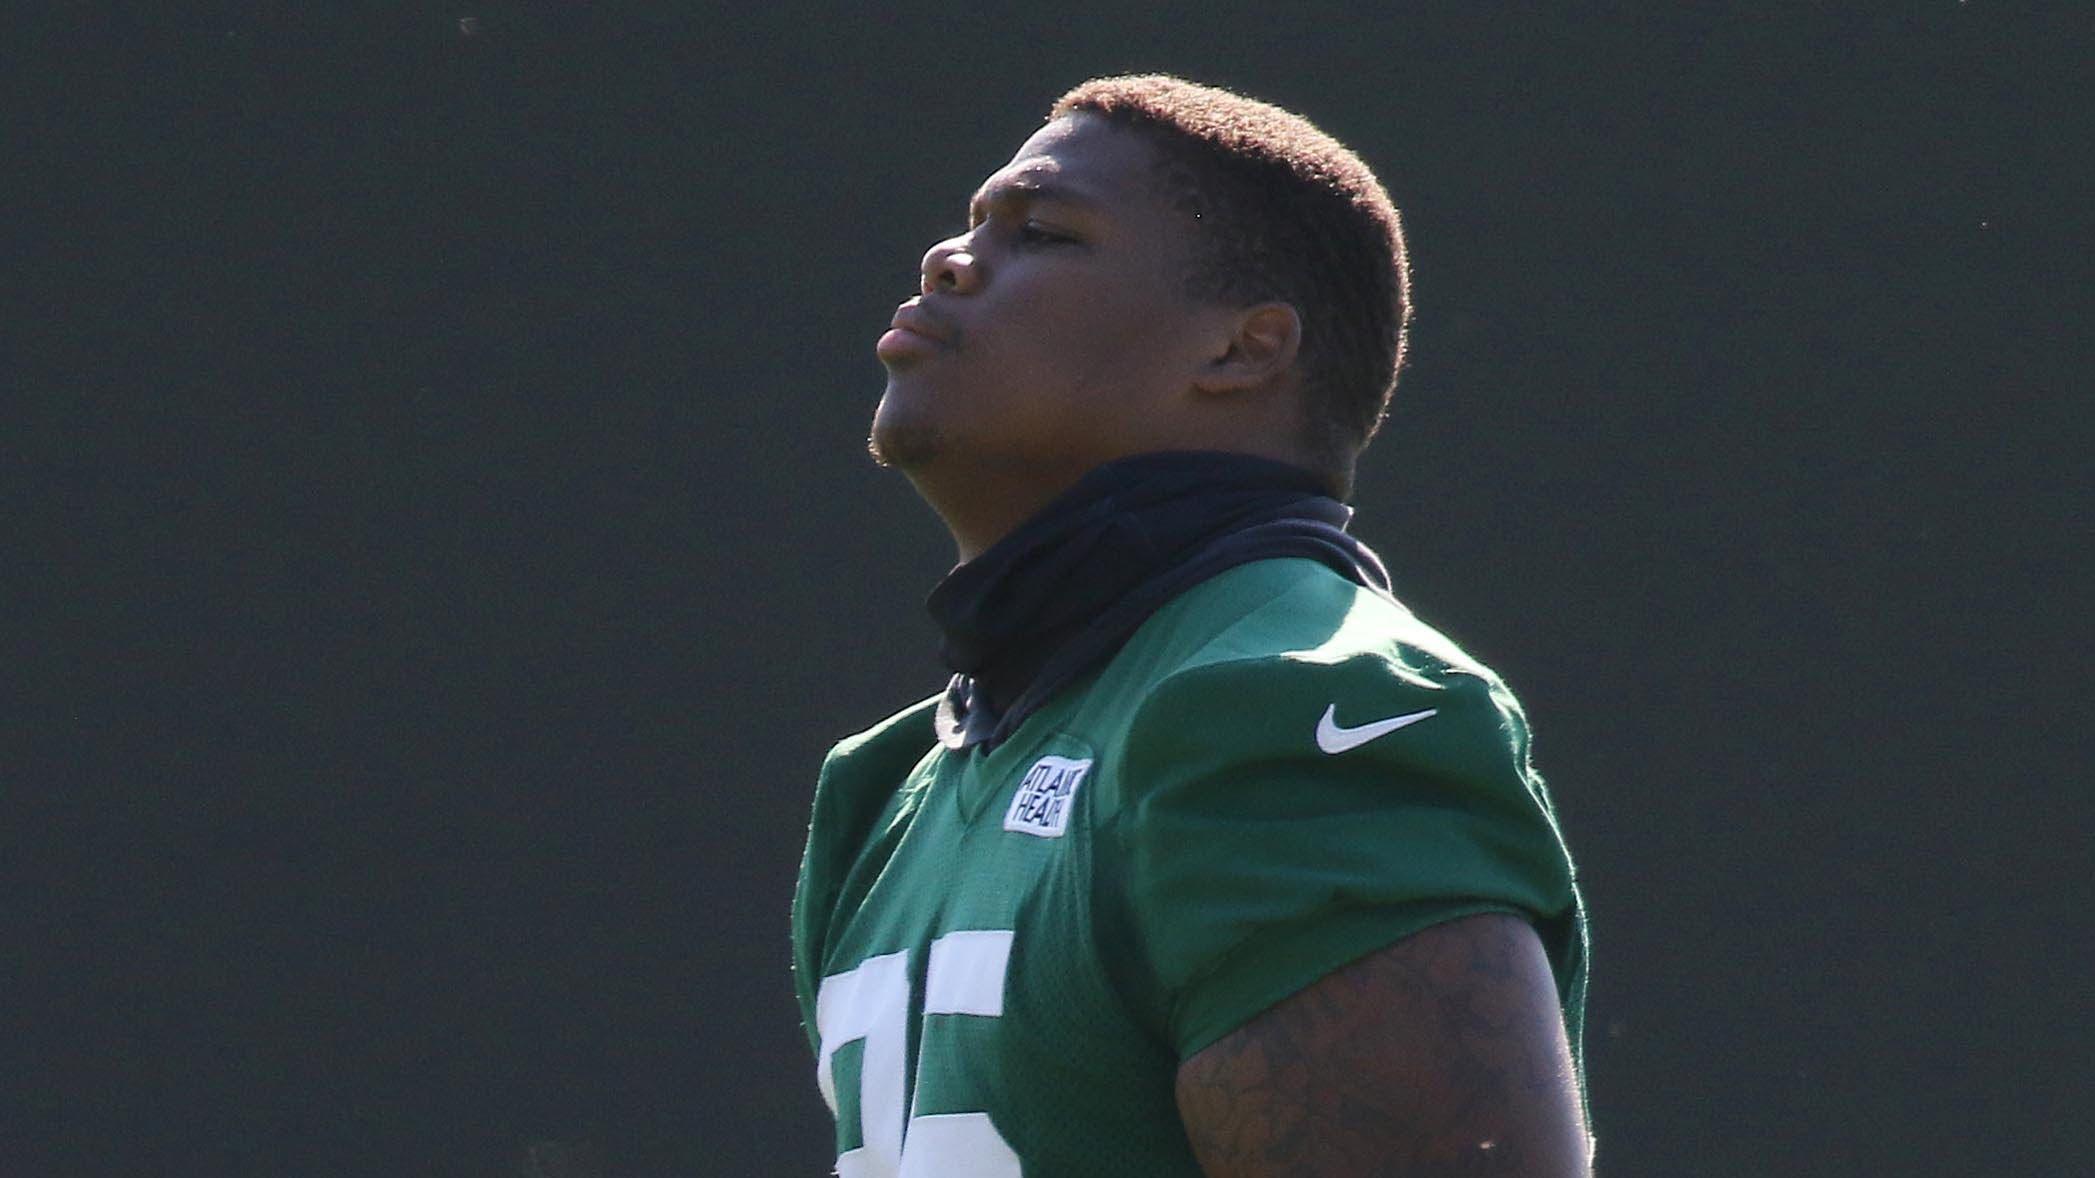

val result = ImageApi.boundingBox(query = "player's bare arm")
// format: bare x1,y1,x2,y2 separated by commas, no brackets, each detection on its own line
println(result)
1176,913,1591,1177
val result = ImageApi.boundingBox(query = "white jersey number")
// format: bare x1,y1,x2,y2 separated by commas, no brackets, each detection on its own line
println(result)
815,929,1021,1178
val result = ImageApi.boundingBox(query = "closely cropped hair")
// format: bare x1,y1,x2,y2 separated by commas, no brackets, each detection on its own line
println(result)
1051,75,1412,491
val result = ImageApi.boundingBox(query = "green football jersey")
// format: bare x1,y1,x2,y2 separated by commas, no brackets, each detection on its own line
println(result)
792,558,1587,1176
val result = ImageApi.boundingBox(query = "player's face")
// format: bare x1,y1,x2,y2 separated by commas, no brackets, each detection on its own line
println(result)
869,114,1214,481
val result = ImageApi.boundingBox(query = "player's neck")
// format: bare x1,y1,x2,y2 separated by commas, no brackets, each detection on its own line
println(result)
918,447,1334,565
906,459,1098,564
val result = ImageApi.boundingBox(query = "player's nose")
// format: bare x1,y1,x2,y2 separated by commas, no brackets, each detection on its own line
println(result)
920,237,983,296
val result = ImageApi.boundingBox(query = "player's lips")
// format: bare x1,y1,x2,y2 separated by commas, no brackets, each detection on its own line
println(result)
877,299,956,363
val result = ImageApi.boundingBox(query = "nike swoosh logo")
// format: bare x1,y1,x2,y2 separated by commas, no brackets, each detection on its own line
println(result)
1315,704,1438,754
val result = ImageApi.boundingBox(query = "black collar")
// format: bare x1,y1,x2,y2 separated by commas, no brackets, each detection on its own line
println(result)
926,451,1389,751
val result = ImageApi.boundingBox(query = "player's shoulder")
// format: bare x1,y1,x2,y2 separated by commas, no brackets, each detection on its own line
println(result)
795,693,942,978
1123,556,1510,704
817,692,942,800
1103,558,1533,788
825,691,942,763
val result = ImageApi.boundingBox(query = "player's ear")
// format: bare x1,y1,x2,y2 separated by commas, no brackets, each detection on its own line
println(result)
1193,302,1302,396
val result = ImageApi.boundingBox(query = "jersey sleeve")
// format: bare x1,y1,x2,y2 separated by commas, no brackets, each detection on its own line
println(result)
791,696,942,1054
1105,651,1579,1059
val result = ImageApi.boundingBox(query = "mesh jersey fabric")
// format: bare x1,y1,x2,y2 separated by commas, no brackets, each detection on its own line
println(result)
792,558,1587,1176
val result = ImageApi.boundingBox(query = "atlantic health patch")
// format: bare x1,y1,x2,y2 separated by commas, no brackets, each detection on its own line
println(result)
1002,755,1091,838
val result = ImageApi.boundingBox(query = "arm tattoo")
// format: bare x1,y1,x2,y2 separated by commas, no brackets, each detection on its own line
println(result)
1174,913,1588,1177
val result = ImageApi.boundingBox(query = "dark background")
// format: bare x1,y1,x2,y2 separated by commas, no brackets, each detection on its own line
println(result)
15,4,2091,1175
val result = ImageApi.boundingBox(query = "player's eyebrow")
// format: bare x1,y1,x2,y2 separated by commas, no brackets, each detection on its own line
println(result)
967,176,1103,224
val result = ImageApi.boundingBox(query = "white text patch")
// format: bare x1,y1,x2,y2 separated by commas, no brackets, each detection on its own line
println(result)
1002,756,1091,838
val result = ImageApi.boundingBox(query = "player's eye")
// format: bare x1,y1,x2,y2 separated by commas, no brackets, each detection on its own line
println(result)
1015,221,1073,246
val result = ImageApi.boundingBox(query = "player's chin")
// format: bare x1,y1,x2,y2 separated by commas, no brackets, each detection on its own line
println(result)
874,371,939,420
868,392,948,470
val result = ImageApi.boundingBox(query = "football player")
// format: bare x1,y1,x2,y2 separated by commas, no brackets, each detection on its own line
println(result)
793,74,1591,1177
